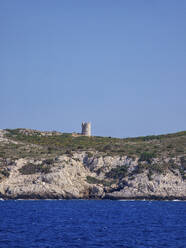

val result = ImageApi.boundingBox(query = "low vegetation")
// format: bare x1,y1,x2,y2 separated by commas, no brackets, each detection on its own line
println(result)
0,168,10,180
19,163,51,175
106,165,128,180
86,176,114,186
4,129,186,160
130,158,186,181
139,152,155,163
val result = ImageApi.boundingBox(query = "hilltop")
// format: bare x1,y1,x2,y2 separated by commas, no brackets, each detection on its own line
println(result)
0,128,185,200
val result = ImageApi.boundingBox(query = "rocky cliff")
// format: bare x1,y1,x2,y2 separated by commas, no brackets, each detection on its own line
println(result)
0,129,185,200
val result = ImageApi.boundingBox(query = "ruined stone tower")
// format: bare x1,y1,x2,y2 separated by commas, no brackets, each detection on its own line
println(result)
81,122,91,136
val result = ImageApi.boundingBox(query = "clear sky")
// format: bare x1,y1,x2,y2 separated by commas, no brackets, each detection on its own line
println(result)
0,0,186,137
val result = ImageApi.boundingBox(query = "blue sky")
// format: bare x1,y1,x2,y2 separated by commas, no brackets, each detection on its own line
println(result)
0,0,186,137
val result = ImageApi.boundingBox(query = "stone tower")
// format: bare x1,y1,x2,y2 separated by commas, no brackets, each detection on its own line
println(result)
81,122,91,136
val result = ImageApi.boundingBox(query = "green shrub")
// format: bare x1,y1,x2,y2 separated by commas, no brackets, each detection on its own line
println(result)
176,149,184,153
73,158,80,162
0,152,5,158
86,176,114,186
0,169,10,178
136,148,142,154
167,144,173,149
47,147,53,153
105,165,128,179
65,150,73,156
42,159,54,165
139,152,155,163
150,163,166,174
19,163,51,175
86,176,100,184
87,152,93,158
132,163,149,174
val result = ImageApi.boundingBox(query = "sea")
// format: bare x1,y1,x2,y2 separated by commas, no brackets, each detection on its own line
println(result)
0,200,185,248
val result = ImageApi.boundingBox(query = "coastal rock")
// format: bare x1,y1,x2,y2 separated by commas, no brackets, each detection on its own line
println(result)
0,153,185,200
0,129,185,200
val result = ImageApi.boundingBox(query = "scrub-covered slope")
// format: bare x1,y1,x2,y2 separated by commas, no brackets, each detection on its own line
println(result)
0,129,185,200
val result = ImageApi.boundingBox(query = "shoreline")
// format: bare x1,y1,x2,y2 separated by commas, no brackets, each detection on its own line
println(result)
1,195,186,201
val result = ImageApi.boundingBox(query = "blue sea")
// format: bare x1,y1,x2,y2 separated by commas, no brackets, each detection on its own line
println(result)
0,200,185,248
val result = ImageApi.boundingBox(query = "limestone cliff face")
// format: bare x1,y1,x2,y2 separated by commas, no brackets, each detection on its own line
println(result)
0,152,185,200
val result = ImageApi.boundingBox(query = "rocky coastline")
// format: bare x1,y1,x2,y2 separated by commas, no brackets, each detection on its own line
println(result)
0,129,185,200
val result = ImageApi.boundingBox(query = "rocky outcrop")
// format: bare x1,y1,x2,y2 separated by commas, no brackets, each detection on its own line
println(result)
0,152,185,200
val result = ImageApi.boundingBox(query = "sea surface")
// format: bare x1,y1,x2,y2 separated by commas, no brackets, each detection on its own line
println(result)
0,200,185,248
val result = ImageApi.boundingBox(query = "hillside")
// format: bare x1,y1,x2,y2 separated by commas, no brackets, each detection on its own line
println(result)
0,128,185,200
